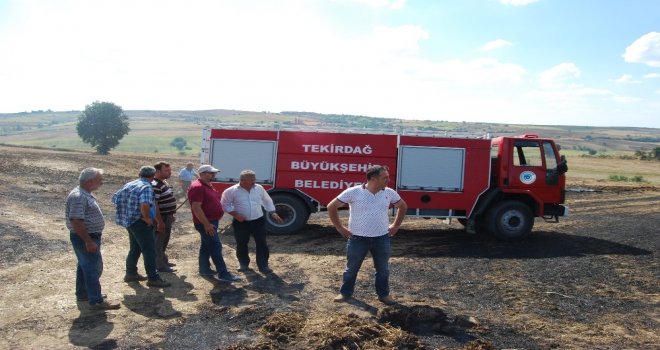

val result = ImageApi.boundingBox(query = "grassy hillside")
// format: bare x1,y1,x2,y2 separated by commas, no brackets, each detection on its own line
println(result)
1,110,659,184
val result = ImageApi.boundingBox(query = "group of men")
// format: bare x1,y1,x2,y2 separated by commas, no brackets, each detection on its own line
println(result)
66,163,407,310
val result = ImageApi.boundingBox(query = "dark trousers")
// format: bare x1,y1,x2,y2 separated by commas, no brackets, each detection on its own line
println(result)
232,217,269,270
126,219,159,280
156,214,174,269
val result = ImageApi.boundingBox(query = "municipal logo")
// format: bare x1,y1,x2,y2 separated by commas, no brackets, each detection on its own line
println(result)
520,171,536,185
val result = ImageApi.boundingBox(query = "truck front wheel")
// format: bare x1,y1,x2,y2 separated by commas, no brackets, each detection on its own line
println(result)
266,194,310,235
486,200,534,241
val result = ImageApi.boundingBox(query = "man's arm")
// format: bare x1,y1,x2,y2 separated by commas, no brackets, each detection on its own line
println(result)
221,187,246,222
191,202,215,236
388,199,408,237
154,205,165,233
327,198,351,238
140,203,152,226
261,188,283,224
70,219,98,253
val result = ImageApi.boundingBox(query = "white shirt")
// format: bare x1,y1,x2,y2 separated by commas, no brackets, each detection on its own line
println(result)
221,183,277,221
336,185,401,237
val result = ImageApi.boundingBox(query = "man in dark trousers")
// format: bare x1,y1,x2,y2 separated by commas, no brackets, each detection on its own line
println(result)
221,169,283,274
152,161,178,273
112,166,170,288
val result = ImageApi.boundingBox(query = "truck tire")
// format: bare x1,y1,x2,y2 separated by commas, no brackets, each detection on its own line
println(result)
486,200,534,241
266,194,309,235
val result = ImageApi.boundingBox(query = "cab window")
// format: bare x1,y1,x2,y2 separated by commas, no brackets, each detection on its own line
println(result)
543,141,558,170
512,140,542,167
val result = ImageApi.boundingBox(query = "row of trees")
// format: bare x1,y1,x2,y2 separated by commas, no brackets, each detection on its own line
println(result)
634,148,660,161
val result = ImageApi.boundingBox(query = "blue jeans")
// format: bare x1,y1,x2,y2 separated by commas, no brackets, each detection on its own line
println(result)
195,220,230,276
70,231,104,304
340,234,391,298
232,217,269,269
126,219,159,280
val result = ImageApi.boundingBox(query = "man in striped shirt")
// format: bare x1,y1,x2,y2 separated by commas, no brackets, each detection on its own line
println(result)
153,161,178,273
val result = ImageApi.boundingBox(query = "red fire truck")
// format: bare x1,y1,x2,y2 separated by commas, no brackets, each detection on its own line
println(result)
201,127,568,240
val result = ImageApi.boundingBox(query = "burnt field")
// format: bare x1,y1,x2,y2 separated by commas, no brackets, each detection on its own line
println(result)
0,145,658,349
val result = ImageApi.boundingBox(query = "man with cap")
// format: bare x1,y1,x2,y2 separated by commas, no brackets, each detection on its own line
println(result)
112,166,171,288
187,164,240,282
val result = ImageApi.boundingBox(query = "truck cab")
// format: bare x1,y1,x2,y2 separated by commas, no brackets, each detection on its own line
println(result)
477,134,568,239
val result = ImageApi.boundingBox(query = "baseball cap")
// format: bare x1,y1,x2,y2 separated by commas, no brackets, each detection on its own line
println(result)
198,164,220,173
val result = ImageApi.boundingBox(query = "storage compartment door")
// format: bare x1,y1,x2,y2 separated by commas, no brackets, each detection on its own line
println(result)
210,139,276,183
397,146,464,191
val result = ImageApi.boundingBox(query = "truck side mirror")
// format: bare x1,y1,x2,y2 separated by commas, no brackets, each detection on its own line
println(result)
557,155,568,174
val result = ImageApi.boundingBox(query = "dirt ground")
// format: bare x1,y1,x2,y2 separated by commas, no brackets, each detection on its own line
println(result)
0,145,658,350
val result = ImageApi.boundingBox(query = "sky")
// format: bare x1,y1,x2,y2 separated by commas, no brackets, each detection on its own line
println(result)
0,0,659,128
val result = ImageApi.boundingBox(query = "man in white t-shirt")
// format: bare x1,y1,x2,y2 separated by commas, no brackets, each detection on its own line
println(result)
327,165,407,305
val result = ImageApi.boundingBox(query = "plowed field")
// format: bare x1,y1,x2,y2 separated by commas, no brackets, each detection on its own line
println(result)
0,146,657,349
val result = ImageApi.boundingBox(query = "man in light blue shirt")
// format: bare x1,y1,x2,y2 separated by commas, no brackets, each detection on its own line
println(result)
178,162,198,194
221,170,283,274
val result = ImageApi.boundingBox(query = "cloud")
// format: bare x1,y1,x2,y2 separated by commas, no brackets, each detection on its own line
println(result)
480,39,513,51
644,73,660,79
335,0,407,9
371,25,428,54
500,0,539,6
614,74,641,84
539,63,581,88
412,57,527,85
623,32,660,67
533,64,640,105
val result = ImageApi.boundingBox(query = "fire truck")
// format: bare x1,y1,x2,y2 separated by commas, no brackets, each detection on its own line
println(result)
201,127,568,241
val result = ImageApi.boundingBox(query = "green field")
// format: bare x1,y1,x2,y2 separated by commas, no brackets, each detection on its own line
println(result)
1,109,659,185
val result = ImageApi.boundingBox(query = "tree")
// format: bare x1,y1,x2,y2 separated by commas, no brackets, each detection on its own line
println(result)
170,137,187,151
77,101,130,154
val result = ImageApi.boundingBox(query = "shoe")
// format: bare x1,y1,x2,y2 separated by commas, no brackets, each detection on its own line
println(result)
157,267,177,273
167,262,176,267
199,270,216,276
333,294,350,303
77,293,107,302
258,267,273,274
237,264,251,272
378,295,397,305
89,301,121,310
217,273,241,282
146,278,171,288
124,274,148,282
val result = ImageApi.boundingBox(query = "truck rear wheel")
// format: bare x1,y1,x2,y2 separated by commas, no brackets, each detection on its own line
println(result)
266,194,309,235
486,200,534,241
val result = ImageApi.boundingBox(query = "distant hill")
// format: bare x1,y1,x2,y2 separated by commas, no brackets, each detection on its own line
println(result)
1,109,658,156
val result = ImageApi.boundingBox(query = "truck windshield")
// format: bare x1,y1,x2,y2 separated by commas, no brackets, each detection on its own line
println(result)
512,140,542,167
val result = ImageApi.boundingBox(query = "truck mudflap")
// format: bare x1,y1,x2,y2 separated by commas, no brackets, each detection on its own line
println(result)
542,204,569,222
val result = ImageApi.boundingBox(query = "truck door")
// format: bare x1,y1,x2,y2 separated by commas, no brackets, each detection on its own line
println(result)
507,139,561,202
